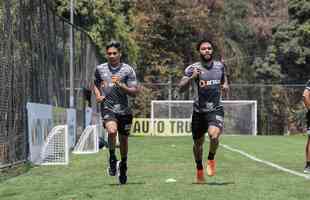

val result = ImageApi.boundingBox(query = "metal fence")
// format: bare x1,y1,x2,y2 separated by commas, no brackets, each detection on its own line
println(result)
0,0,100,168
135,83,306,135
0,0,307,168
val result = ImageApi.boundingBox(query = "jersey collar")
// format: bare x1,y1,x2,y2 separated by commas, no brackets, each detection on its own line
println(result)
201,60,213,70
108,63,122,72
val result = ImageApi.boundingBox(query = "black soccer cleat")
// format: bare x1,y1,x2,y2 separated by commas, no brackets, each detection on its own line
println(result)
107,157,117,176
117,161,127,184
304,165,310,174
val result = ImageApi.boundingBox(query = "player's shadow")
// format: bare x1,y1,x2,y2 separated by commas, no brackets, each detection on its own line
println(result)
107,182,146,186
192,181,235,186
207,181,235,186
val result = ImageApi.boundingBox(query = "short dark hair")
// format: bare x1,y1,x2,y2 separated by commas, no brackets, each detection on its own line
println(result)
196,39,214,51
106,40,121,51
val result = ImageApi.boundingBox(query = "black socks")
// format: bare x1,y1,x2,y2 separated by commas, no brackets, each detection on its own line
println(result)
196,160,203,170
208,152,215,160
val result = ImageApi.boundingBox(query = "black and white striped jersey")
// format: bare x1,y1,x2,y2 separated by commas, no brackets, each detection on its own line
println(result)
183,61,225,113
94,63,138,115
306,80,310,91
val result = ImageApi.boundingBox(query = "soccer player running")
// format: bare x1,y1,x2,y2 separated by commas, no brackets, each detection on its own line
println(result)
302,80,310,173
178,39,228,183
93,40,139,184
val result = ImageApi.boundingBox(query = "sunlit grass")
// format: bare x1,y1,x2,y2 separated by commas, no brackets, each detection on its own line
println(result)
1,135,310,200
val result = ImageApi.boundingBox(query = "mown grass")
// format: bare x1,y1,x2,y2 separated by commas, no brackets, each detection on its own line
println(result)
0,135,310,200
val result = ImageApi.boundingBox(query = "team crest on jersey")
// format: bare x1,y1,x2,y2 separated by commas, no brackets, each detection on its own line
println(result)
206,103,214,110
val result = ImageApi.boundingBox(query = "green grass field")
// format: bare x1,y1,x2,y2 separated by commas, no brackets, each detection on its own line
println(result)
1,135,310,200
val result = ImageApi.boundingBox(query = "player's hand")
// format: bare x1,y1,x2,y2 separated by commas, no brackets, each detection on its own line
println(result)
111,75,121,85
222,83,229,91
191,67,201,79
95,95,105,103
115,81,126,89
221,83,229,98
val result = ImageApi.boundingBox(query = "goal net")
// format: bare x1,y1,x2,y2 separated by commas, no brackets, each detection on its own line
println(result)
151,100,257,136
73,125,99,154
40,125,69,165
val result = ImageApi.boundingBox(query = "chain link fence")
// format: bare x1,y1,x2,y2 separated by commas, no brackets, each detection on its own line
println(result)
135,83,306,135
0,0,307,168
0,0,100,168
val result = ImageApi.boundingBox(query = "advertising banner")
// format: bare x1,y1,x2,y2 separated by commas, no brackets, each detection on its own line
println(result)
27,103,76,164
131,118,191,136
26,103,53,164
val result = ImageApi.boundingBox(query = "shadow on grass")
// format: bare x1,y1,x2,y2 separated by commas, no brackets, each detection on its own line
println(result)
0,162,33,183
106,182,146,186
192,181,235,186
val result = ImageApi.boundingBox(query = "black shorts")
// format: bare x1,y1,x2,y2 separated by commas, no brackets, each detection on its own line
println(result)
101,109,133,136
307,110,310,136
191,109,224,140
307,110,310,129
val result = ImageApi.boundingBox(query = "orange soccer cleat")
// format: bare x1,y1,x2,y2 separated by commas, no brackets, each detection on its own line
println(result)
196,169,205,184
207,160,216,176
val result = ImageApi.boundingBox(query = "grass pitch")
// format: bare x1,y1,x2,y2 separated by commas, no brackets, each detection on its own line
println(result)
1,135,310,200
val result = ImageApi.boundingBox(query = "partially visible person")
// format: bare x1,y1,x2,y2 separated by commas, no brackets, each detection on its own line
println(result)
303,79,310,174
178,39,228,183
220,56,229,98
93,40,139,184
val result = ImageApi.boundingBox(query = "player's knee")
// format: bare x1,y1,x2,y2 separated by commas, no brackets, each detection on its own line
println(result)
210,137,219,145
107,127,118,136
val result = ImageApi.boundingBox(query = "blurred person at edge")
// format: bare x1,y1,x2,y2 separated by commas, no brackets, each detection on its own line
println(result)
302,80,310,174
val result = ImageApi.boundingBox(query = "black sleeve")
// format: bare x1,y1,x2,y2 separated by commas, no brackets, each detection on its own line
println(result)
94,68,101,88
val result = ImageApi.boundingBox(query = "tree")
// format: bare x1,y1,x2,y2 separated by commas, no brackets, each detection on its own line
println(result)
253,0,310,84
249,0,310,134
54,0,139,64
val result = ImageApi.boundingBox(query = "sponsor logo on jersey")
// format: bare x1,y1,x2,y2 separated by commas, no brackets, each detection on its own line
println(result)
199,79,221,88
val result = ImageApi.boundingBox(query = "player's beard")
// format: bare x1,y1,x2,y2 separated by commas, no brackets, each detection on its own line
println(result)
200,54,213,69
200,53,212,62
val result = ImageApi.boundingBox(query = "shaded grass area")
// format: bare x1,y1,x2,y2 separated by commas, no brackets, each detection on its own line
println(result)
0,163,32,183
0,136,310,200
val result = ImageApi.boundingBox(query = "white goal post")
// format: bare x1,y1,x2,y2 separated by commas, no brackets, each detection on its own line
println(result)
151,100,257,136
40,125,69,165
73,125,99,154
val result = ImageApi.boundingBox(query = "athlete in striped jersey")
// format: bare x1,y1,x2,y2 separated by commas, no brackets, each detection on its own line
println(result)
303,80,310,173
93,40,139,184
178,39,229,183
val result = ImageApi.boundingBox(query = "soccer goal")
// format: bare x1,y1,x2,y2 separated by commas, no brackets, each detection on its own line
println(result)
73,125,99,154
40,125,69,165
151,100,257,136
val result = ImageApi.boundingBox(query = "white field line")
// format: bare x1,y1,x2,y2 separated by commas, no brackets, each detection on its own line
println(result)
221,143,310,180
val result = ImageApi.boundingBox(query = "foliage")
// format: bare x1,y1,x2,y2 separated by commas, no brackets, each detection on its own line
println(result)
133,0,225,86
127,0,228,116
253,0,310,84
248,0,310,134
52,0,308,133
54,0,139,64
223,0,264,83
